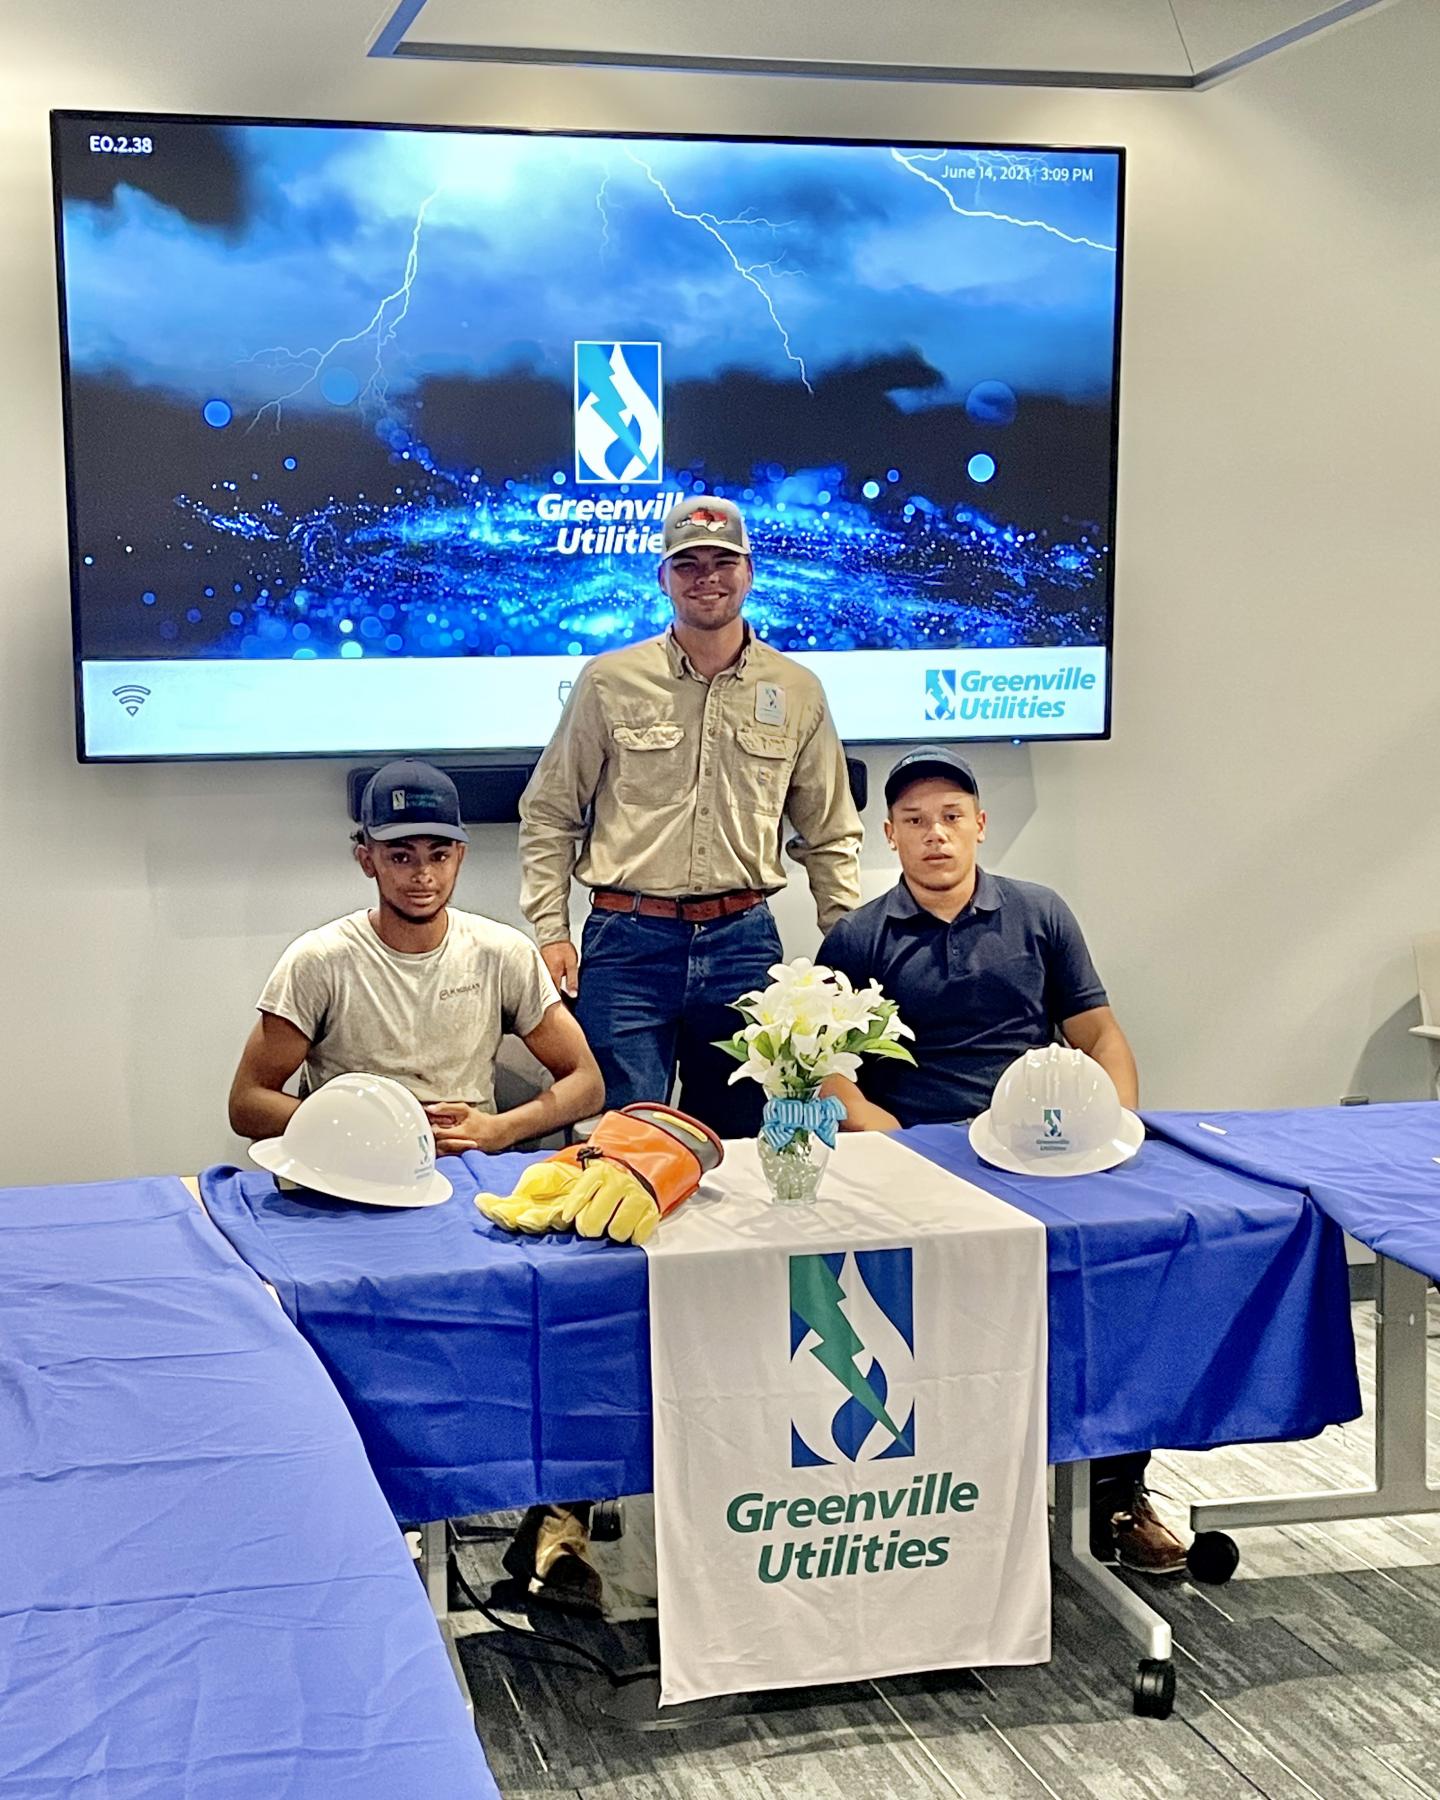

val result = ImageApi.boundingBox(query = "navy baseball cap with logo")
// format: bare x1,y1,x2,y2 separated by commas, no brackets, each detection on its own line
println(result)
884,748,980,810
359,759,469,843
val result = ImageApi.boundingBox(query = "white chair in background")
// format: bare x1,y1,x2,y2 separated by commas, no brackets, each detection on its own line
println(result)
1409,932,1440,1098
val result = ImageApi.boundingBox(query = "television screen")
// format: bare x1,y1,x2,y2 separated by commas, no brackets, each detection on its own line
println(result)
52,113,1124,760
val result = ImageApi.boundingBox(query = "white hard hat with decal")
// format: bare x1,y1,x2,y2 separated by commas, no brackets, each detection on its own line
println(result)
969,1044,1143,1178
250,1071,453,1207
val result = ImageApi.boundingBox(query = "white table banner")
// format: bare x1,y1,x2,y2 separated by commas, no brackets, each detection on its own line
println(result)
644,1133,1049,1705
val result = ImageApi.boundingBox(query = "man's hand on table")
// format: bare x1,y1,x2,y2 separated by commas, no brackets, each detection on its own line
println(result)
423,1102,517,1157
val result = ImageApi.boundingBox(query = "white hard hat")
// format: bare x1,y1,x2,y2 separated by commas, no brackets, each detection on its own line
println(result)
969,1044,1143,1178
250,1072,453,1207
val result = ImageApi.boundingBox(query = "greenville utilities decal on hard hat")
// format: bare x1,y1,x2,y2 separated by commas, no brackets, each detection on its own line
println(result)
717,1248,982,1587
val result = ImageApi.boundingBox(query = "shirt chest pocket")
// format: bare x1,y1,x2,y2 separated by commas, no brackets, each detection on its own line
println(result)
610,721,690,805
945,949,1048,1029
731,724,798,818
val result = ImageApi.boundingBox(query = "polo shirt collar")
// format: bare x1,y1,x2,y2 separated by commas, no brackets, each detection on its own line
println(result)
972,868,1003,912
887,868,1002,927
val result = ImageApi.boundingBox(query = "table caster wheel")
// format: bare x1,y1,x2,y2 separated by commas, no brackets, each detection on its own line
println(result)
592,1499,626,1542
1133,1657,1175,1719
1187,1530,1240,1585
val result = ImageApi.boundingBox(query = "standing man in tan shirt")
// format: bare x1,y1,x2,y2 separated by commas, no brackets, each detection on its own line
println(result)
519,495,862,1137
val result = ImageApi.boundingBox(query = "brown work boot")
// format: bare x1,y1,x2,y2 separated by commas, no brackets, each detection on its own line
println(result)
1112,1489,1188,1576
502,1504,604,1614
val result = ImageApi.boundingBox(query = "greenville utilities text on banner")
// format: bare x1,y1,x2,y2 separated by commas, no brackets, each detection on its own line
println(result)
645,1134,1049,1705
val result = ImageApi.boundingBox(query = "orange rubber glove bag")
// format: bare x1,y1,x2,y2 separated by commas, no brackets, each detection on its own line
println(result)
476,1104,723,1244
552,1104,724,1242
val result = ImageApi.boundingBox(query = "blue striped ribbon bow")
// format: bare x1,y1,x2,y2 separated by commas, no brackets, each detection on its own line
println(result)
761,1094,848,1152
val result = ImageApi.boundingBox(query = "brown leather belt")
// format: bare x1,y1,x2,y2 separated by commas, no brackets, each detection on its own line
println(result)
591,887,768,923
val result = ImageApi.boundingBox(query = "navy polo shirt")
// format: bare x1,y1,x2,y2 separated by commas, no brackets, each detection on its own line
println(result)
818,871,1109,1127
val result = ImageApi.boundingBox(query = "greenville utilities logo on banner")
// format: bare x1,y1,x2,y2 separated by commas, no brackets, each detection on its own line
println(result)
645,1138,1049,1707
727,1251,979,1587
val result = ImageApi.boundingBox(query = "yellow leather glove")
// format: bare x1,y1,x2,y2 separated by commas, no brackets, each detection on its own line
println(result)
474,1160,580,1234
558,1158,661,1246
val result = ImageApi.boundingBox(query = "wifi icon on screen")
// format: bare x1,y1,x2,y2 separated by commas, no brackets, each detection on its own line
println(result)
112,684,152,716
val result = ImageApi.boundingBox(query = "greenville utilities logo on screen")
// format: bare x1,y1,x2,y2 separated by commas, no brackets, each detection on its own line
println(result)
538,341,685,554
574,341,662,484
723,1249,980,1586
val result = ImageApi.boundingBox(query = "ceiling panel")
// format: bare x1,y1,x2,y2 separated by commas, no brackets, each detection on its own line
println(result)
376,0,1399,87
411,0,1190,78
1173,0,1350,67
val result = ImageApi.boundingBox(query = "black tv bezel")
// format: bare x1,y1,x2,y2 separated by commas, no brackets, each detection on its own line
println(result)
51,108,1126,765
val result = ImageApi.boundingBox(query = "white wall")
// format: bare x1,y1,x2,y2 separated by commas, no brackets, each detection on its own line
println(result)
3,0,1437,1186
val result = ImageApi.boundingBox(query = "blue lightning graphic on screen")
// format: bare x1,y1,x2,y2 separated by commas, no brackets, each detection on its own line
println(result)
889,149,1117,253
595,171,612,252
623,150,814,392
247,189,442,427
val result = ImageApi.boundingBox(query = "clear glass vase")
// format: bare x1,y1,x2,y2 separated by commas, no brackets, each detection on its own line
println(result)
757,1104,832,1207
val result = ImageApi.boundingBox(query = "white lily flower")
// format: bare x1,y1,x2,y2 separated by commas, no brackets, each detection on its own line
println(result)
721,957,912,1097
829,986,879,1032
765,958,831,998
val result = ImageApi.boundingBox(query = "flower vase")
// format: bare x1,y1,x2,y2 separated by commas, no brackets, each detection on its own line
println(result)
757,1095,843,1207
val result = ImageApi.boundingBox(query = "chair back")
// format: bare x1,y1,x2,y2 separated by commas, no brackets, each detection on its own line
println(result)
1414,932,1440,1030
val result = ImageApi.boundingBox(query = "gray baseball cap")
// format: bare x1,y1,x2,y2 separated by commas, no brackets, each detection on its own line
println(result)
660,495,751,561
884,748,980,809
359,759,469,843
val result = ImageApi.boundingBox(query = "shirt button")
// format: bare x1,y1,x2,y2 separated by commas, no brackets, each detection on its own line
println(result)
700,807,711,817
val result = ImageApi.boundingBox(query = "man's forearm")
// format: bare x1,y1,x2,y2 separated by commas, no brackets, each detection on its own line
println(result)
228,1085,302,1143
517,824,578,946
1088,1032,1139,1109
786,729,863,932
801,843,863,934
820,1074,901,1134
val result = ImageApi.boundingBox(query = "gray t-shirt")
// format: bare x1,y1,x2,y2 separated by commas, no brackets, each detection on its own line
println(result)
256,908,560,1112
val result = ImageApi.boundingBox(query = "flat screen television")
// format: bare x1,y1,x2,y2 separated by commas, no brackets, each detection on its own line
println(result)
52,112,1124,761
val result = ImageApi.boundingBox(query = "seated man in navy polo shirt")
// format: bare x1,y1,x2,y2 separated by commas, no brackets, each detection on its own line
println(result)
818,748,1185,1576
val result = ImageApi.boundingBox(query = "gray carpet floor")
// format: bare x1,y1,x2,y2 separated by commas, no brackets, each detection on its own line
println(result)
451,1292,1440,1800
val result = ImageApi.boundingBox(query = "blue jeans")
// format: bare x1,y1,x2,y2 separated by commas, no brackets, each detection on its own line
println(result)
576,903,783,1138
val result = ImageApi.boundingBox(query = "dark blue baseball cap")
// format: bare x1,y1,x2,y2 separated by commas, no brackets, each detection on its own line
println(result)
359,760,469,843
884,748,979,809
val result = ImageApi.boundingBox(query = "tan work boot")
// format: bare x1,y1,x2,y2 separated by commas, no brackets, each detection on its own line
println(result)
502,1504,604,1613
1112,1489,1188,1576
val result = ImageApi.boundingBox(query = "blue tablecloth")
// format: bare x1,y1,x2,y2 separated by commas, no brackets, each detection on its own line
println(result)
0,1175,497,1800
1145,1103,1440,1282
200,1124,1359,1525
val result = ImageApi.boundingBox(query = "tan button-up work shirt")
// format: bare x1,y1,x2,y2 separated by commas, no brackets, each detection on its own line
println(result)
519,629,863,945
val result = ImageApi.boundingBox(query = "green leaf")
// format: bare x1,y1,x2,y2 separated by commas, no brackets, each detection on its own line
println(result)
712,1036,750,1062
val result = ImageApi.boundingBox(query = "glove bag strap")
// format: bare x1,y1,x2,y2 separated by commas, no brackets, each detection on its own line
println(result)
574,1144,659,1206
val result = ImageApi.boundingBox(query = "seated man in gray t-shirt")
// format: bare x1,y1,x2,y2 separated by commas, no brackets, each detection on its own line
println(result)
228,759,604,1154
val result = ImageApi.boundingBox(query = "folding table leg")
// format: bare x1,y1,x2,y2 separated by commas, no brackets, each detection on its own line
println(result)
1191,1256,1440,1530
1052,1461,1175,1717
419,1519,475,1723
